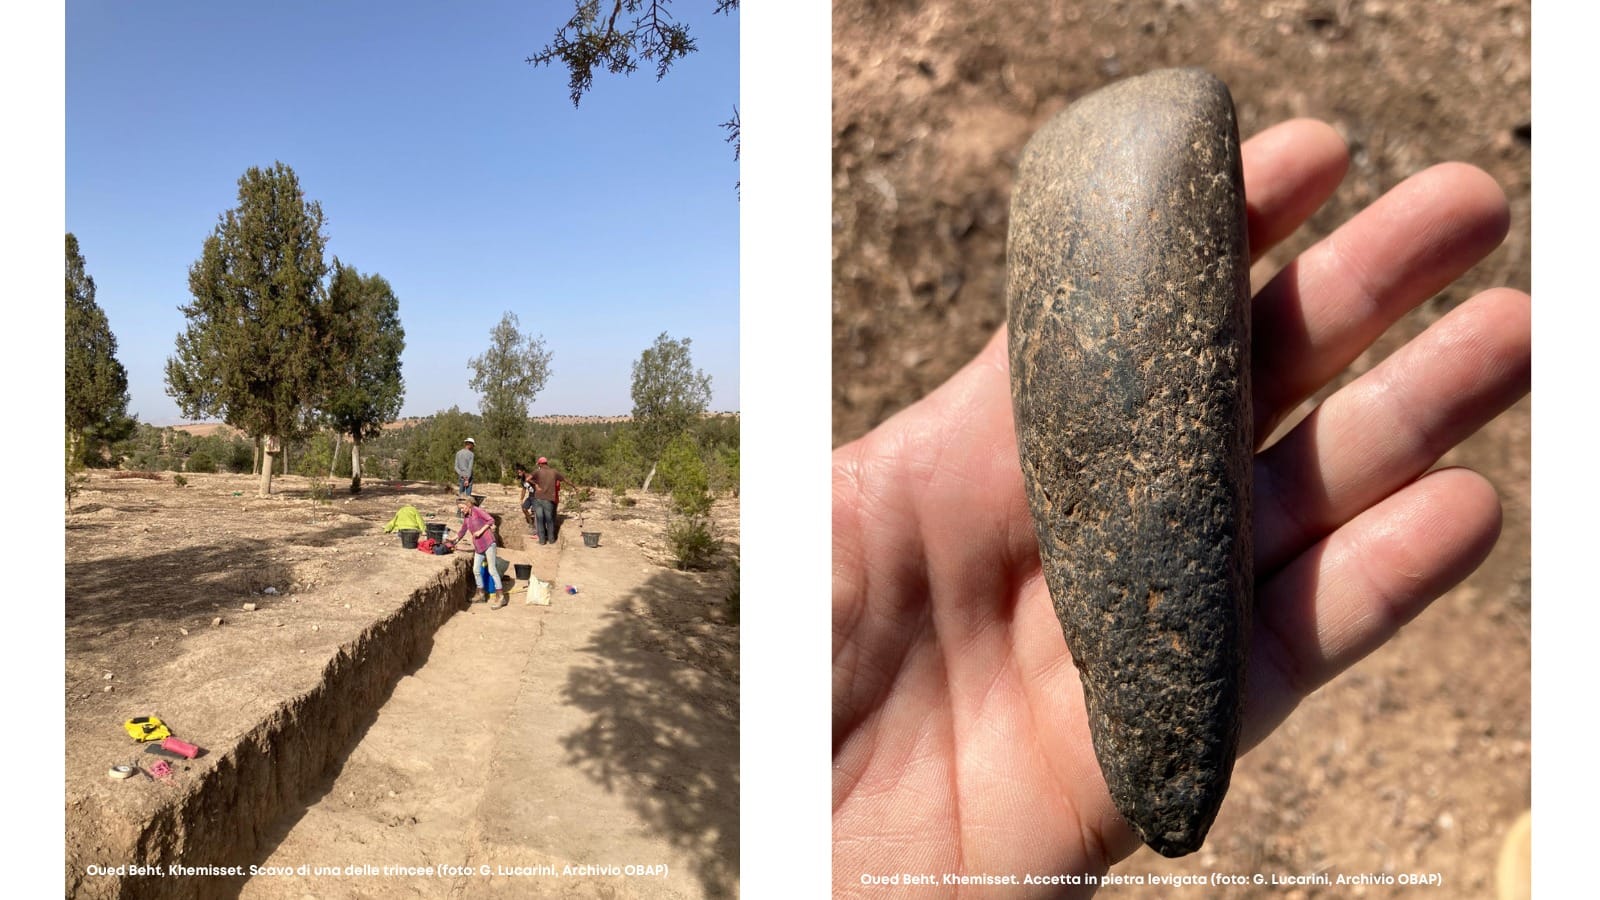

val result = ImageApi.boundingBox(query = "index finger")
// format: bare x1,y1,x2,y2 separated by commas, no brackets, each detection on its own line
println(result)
1241,119,1350,262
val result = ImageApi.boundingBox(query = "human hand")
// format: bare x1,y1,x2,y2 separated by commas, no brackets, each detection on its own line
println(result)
831,118,1528,896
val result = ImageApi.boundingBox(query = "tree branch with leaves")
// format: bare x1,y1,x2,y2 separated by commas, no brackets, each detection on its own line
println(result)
528,1,739,178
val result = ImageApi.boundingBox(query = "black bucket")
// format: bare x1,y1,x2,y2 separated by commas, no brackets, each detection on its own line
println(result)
471,494,485,506
582,532,600,548
514,563,532,581
425,523,447,543
433,541,451,555
398,529,420,549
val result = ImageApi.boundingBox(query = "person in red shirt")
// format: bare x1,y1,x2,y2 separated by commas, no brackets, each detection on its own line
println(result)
530,456,568,546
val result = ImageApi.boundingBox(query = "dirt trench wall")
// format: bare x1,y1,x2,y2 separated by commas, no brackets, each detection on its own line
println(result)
69,560,473,900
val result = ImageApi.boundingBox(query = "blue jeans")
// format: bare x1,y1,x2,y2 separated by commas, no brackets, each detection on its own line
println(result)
533,499,556,543
458,476,473,497
473,543,500,594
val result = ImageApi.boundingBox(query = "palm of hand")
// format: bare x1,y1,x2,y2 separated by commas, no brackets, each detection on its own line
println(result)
832,119,1528,894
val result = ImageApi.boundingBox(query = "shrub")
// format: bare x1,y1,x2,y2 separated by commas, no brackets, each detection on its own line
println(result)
296,433,335,477
66,436,85,507
227,443,255,473
172,474,188,488
726,559,739,624
667,516,718,570
129,450,176,472
708,448,739,497
602,429,646,490
657,432,707,496
186,450,217,473
565,485,588,519
608,470,636,495
673,486,713,517
308,476,332,504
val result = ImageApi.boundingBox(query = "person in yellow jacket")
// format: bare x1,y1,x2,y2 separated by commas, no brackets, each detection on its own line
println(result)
382,505,427,534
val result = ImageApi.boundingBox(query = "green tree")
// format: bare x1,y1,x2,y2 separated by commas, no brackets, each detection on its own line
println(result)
165,162,329,496
321,261,405,493
630,331,711,490
399,407,481,482
602,427,646,492
65,234,133,467
708,445,738,497
556,427,608,484
468,312,553,483
657,431,711,516
294,431,336,477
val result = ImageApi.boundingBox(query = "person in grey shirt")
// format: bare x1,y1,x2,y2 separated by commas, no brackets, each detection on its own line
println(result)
455,437,475,497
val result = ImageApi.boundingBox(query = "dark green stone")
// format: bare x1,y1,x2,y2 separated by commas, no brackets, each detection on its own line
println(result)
1006,68,1253,857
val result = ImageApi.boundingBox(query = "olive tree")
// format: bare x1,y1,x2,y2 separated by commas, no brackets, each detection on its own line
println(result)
630,331,711,490
468,312,554,483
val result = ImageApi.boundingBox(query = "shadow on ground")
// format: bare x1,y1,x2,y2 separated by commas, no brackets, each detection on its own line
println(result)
67,520,372,642
560,569,740,898
211,625,451,900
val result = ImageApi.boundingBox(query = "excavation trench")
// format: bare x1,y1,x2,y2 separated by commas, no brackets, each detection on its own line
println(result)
67,558,476,900
67,475,738,900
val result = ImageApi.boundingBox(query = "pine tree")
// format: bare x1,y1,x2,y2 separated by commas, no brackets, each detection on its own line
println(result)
165,162,329,495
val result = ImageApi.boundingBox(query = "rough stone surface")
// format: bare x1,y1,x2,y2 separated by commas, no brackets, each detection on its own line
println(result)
1007,68,1253,858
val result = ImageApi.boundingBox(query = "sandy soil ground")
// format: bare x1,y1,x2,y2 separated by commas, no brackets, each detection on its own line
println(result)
65,472,738,899
834,1,1529,895
236,500,738,899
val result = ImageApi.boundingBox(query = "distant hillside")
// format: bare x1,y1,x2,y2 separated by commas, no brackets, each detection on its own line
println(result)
172,411,739,436
168,422,239,438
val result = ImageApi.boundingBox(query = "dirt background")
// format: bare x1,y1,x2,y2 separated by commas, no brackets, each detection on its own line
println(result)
65,472,738,898
833,0,1529,896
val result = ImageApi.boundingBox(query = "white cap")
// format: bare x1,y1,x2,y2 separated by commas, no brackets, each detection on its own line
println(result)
464,437,475,443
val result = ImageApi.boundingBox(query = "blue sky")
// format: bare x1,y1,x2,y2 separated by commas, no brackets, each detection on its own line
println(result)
67,0,739,424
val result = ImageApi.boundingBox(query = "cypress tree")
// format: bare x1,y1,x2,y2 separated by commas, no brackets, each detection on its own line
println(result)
322,260,406,493
165,162,329,495
65,233,132,466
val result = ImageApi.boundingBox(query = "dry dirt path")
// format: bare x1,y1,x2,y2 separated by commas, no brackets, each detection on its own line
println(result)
235,532,739,899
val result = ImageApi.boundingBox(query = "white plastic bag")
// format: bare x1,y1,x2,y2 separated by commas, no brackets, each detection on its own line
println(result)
527,578,551,606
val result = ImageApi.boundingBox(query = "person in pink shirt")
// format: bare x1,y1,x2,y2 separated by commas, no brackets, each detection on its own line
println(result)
450,495,506,608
